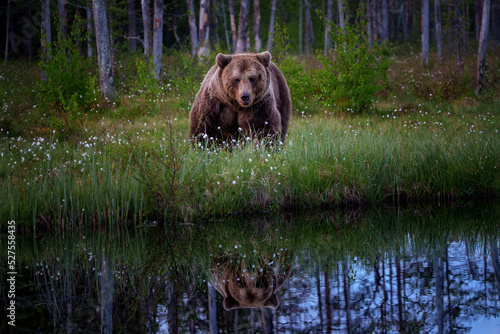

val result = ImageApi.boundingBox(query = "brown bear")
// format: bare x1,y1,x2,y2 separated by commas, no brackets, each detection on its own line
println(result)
189,51,291,144
209,252,293,310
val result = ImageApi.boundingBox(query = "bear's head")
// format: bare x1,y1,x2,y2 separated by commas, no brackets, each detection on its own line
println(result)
223,266,279,310
210,251,293,311
216,51,272,108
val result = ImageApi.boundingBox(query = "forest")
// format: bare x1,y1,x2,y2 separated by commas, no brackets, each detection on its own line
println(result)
0,0,499,226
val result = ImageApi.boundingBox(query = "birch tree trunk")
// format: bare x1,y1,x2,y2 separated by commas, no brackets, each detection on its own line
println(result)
405,0,412,37
421,0,429,66
211,0,219,46
455,0,462,68
373,0,380,42
305,0,312,55
367,0,373,46
142,0,151,57
236,0,250,53
338,0,345,30
198,0,210,57
435,0,443,59
93,0,117,99
476,0,491,94
86,6,93,58
229,0,238,51
153,0,163,79
254,0,262,52
325,0,333,55
494,0,500,47
221,0,231,51
382,0,389,42
59,0,68,38
128,0,137,51
267,0,277,51
187,0,199,56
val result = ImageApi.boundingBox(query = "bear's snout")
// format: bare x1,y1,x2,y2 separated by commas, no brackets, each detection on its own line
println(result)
240,93,250,104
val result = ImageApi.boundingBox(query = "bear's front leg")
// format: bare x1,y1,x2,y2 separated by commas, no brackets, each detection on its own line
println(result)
237,107,282,141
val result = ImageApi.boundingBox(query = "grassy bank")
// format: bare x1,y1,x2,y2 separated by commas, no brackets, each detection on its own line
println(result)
1,47,499,229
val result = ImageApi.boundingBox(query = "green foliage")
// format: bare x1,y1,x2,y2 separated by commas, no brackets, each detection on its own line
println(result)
271,23,314,111
132,57,162,96
37,16,98,130
314,6,392,112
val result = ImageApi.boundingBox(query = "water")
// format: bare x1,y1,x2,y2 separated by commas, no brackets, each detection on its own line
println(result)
1,204,500,333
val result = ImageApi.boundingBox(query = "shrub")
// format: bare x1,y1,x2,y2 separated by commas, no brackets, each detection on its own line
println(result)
314,5,391,112
271,23,314,112
37,15,98,130
131,57,162,97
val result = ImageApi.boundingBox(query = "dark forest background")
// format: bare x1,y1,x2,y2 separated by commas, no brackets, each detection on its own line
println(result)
2,0,500,60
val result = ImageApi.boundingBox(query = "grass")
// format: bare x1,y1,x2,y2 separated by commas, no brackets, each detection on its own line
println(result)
0,45,499,229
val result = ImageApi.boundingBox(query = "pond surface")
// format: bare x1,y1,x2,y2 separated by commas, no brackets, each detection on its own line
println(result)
1,203,500,333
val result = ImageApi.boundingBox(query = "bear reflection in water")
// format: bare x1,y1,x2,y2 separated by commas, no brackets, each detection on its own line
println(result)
209,251,293,311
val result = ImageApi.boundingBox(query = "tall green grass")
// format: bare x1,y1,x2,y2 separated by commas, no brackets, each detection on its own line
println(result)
1,104,498,229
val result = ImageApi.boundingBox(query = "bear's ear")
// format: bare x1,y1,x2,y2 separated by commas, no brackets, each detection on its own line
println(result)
256,51,272,67
216,53,232,69
223,296,240,311
264,293,280,309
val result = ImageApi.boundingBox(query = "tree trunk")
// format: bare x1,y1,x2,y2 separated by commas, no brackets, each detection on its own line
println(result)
455,0,463,68
325,0,333,54
267,0,277,51
338,0,345,30
236,0,250,53
493,0,500,47
198,0,210,57
5,0,11,62
254,0,262,52
221,0,231,51
382,0,389,42
128,0,137,51
142,0,151,57
305,0,312,55
93,0,117,99
475,0,483,40
373,0,380,42
59,0,68,38
405,0,412,38
367,0,373,46
476,0,491,94
229,0,238,52
153,0,163,79
422,0,429,66
187,0,199,56
87,6,93,58
435,0,443,59
211,0,219,46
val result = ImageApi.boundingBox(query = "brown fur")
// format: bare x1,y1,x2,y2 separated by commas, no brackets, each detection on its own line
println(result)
210,253,292,310
189,51,292,143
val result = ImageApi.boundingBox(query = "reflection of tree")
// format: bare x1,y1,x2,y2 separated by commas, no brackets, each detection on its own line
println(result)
491,241,500,302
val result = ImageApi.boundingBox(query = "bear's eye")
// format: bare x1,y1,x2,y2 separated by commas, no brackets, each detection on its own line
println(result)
249,77,256,84
234,78,240,84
